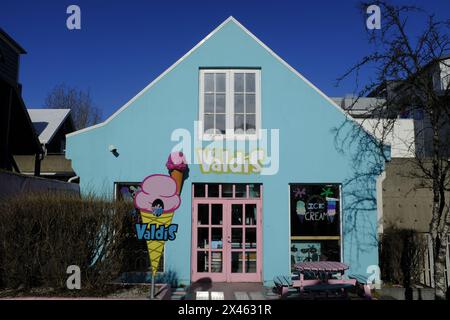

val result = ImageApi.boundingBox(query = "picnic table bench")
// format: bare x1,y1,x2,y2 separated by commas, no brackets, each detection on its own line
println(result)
274,262,372,300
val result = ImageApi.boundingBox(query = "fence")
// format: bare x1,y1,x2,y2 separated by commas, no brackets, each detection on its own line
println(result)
419,233,450,289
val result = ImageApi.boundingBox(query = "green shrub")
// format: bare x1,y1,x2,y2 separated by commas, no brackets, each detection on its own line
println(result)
0,192,134,294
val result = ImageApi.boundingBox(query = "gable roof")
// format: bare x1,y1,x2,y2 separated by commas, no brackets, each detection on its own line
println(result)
28,109,71,144
67,16,364,138
0,28,26,54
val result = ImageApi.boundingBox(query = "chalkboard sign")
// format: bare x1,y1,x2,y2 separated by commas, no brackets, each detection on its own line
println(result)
290,184,340,237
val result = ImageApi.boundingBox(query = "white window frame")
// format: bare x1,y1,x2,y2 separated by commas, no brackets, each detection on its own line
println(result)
199,69,261,141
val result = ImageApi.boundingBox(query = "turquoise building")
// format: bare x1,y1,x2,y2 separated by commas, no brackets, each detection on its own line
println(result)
66,17,388,286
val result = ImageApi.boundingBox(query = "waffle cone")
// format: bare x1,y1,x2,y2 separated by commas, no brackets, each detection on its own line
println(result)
140,211,174,276
170,169,184,194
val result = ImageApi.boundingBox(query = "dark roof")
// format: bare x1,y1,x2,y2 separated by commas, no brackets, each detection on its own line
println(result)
0,77,42,155
0,28,26,54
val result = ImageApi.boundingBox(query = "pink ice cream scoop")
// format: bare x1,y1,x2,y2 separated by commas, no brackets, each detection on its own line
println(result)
134,174,181,215
166,151,188,172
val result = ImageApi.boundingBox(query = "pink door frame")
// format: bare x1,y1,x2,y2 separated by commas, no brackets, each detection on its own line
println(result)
191,184,263,283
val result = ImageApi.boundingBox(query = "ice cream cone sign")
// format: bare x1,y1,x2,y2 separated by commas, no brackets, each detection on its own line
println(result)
133,152,188,277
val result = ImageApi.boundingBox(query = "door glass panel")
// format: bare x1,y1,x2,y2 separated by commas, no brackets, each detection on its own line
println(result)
211,252,223,272
245,204,256,225
211,204,223,225
231,252,243,273
232,204,243,225
231,228,243,249
194,184,206,197
211,228,223,249
235,184,247,198
245,228,257,249
222,184,233,197
208,184,219,197
245,252,257,273
197,204,209,225
197,251,209,272
197,228,209,249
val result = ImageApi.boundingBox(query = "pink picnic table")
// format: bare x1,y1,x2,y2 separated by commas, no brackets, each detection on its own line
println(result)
289,261,371,299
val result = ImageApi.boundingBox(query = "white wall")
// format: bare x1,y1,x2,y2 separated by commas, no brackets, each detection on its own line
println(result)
355,118,416,158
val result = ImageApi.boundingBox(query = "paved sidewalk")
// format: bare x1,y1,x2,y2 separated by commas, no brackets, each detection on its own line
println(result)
183,282,278,300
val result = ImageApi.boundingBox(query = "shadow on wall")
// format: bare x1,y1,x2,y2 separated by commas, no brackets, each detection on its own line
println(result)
333,118,387,270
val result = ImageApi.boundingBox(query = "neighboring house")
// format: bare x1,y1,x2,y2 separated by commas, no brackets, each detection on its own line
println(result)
332,97,416,158
333,57,450,289
0,28,79,198
14,109,77,182
0,28,43,175
66,17,388,286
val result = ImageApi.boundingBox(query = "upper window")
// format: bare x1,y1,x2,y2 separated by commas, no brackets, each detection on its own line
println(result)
199,69,261,139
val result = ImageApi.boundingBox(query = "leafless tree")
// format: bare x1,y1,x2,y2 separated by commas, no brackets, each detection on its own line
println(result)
44,84,101,130
337,1,450,299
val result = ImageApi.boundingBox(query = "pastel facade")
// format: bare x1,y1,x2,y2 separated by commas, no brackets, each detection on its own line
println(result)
66,17,387,286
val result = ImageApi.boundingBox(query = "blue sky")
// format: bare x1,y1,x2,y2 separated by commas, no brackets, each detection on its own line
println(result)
1,0,449,120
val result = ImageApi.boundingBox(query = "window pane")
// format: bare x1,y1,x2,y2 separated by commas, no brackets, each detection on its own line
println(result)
246,114,256,133
231,252,243,273
222,184,233,197
216,114,225,134
211,252,223,272
235,184,246,198
245,204,257,225
204,73,214,92
216,94,226,113
245,228,257,249
205,94,214,113
234,73,244,92
194,184,206,197
198,204,209,225
231,228,243,248
211,204,223,225
234,94,244,113
211,228,223,249
198,228,209,248
216,73,226,92
208,184,219,197
232,204,243,225
204,114,214,133
249,184,260,198
245,73,255,92
197,251,209,272
234,114,245,133
245,252,257,273
246,94,255,113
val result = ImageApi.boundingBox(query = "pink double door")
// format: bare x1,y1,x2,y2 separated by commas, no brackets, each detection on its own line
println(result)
191,185,262,282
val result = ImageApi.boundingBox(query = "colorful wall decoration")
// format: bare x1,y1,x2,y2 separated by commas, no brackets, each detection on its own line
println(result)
133,152,188,277
290,184,340,237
